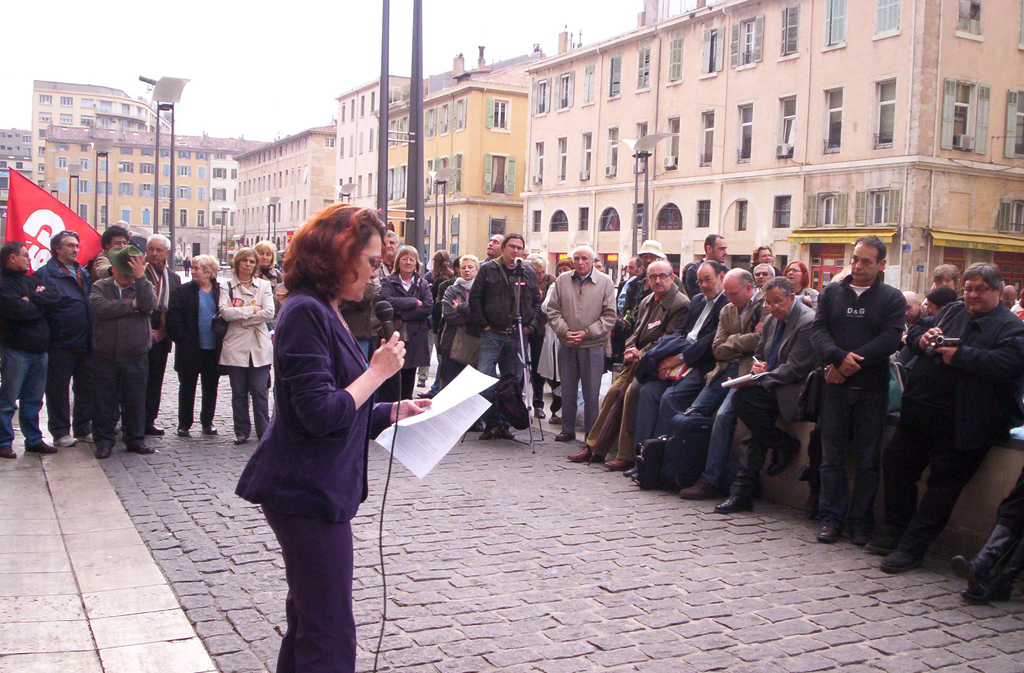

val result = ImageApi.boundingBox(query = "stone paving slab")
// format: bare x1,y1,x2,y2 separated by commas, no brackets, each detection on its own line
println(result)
92,369,1024,672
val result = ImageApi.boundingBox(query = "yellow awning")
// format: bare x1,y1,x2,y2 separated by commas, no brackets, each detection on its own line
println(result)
929,229,1024,253
787,228,897,244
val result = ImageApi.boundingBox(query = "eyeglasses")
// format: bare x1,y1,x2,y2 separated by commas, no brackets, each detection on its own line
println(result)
648,273,672,281
363,253,383,270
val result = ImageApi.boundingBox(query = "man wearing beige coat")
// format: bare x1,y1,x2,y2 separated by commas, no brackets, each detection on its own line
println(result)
546,245,617,443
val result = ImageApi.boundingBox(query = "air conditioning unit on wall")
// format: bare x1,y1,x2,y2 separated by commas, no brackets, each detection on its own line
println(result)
776,144,794,159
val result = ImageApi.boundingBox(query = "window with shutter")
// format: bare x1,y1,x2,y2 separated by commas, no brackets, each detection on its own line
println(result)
957,0,981,34
483,154,493,193
609,57,622,97
505,156,516,195
876,0,900,34
1007,90,1024,158
486,98,495,128
825,0,847,46
637,46,651,89
583,65,596,103
702,29,713,74
975,85,991,155
805,193,818,227
714,27,725,72
668,38,684,82
782,6,800,56
753,16,765,62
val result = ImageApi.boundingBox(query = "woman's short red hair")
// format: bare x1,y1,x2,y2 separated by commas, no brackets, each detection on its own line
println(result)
784,260,810,290
283,204,385,300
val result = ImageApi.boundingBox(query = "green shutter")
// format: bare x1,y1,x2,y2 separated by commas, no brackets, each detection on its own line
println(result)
483,154,493,193
567,72,575,107
753,15,765,62
730,24,740,68
976,85,991,155
836,192,848,225
889,188,902,225
998,201,1011,232
1007,91,1021,158
715,28,726,72
505,156,516,195
941,79,956,150
854,190,867,225
486,98,495,128
701,29,712,73
804,193,818,227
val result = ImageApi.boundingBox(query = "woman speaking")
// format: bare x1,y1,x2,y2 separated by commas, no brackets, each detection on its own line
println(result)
236,204,428,672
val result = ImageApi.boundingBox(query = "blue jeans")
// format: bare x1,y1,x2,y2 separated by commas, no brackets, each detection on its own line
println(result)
818,385,889,532
702,388,739,490
0,346,48,447
478,329,522,426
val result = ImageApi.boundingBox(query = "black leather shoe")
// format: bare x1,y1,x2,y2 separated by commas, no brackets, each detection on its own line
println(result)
554,431,576,443
497,426,515,440
714,494,754,514
233,436,249,445
766,438,800,477
145,425,165,436
201,425,218,436
865,536,901,556
623,466,638,478
25,442,57,454
881,550,923,574
534,408,546,420
127,444,155,455
176,428,191,438
94,445,112,460
850,528,872,547
816,525,842,544
0,445,15,459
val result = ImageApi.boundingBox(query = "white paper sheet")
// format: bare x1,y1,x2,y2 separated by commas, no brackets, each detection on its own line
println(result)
373,366,497,478
721,371,769,389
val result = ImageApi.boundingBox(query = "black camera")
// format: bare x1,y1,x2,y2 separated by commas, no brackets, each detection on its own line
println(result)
926,333,960,355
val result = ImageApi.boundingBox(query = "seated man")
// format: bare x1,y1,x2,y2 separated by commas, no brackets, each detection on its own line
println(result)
715,277,817,513
634,261,728,448
572,260,690,468
869,263,1024,573
678,269,762,499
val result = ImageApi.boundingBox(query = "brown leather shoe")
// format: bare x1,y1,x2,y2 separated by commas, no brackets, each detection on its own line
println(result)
567,446,593,463
94,445,112,460
678,477,721,500
604,458,633,471
127,444,155,455
0,445,15,459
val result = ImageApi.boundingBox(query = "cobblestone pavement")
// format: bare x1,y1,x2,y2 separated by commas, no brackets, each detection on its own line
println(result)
98,366,1024,673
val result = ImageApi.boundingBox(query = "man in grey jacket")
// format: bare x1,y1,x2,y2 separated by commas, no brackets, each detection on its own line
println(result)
715,277,817,514
545,245,617,443
89,246,157,459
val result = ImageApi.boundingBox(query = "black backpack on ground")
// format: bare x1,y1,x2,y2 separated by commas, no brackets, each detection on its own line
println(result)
494,374,530,430
634,436,669,490
661,414,714,491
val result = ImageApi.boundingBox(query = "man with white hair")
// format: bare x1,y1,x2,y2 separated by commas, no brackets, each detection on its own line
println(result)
143,234,181,435
752,263,775,290
546,245,617,443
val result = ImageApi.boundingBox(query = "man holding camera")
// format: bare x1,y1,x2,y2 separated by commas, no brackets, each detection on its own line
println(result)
869,263,1024,573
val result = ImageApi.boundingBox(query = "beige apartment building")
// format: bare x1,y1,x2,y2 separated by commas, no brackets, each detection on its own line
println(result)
525,0,1024,291
234,125,337,254
336,76,410,209
31,81,166,186
386,50,539,258
43,127,261,258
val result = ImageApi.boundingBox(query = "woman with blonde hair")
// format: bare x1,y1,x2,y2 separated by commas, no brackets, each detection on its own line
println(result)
379,245,433,400
438,254,480,388
220,247,275,445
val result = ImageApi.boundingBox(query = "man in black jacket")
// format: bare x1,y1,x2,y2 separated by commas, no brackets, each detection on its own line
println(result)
634,261,728,448
0,241,61,458
811,236,906,545
869,263,1024,573
35,230,94,448
682,234,728,299
468,233,541,439
143,234,181,435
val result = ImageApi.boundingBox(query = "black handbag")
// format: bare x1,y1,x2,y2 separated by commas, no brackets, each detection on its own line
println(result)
210,283,232,338
797,367,825,422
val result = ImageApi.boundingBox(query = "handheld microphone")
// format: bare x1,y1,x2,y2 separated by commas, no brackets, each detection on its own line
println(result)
374,300,395,342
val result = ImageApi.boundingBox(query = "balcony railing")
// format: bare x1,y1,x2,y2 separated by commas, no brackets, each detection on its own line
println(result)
699,152,713,166
874,132,894,148
823,139,841,154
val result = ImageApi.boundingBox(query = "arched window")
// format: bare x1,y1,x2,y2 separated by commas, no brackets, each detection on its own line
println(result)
550,210,568,232
599,207,620,231
657,203,682,230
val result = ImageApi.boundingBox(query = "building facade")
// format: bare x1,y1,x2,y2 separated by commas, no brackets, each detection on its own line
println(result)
42,127,262,259
31,81,166,186
0,128,32,237
525,0,1024,291
386,51,539,258
234,125,338,254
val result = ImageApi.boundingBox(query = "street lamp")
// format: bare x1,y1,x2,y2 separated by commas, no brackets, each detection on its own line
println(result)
140,76,189,265
430,167,456,252
92,135,115,228
68,161,83,215
220,207,231,266
619,132,676,255
265,196,281,244
47,181,59,198
338,182,357,201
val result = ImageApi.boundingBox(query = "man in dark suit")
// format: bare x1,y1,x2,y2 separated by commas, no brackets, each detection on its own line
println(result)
634,261,728,448
715,276,817,513
143,235,181,435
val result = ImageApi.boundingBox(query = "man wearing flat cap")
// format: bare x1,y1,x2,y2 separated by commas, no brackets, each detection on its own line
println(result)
89,246,157,459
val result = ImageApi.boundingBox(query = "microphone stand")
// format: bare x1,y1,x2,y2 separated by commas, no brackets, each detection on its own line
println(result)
511,261,543,452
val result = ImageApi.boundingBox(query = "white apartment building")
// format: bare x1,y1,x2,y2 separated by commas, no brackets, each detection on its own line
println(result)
525,0,1024,291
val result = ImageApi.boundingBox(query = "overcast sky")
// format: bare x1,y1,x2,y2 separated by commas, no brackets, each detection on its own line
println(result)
0,0,642,143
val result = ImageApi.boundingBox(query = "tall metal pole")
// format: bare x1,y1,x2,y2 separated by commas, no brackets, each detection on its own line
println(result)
441,186,447,252
154,113,161,233
407,0,425,255
220,209,227,265
376,0,390,222
93,155,99,226
632,153,640,256
433,184,439,253
103,157,110,227
642,152,651,245
169,104,177,266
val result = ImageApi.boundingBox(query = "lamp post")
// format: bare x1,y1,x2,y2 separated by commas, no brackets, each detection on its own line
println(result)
338,182,357,202
68,161,83,216
47,181,59,198
92,136,114,228
265,196,281,244
220,207,231,265
619,132,676,255
431,167,456,253
140,76,189,265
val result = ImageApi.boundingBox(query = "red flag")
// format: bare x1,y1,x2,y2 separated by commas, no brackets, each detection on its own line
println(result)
5,169,102,272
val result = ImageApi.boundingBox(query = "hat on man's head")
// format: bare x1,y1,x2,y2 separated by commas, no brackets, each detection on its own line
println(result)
637,240,667,259
926,285,959,308
109,245,144,276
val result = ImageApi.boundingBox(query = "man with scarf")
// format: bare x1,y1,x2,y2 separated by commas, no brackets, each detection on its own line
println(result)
143,235,181,436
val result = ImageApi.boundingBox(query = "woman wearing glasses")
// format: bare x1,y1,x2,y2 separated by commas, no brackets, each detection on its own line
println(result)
236,205,428,673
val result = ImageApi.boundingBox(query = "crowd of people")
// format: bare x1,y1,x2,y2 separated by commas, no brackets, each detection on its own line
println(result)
4,211,1024,654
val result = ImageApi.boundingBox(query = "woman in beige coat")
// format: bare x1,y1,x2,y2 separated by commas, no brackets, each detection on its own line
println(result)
220,248,275,445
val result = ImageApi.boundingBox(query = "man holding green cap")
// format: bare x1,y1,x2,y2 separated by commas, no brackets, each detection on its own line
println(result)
89,245,157,459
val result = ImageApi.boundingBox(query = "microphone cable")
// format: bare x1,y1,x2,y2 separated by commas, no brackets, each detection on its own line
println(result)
373,401,400,673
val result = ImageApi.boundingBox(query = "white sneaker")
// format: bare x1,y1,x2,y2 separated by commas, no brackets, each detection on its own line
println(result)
74,433,94,443
55,436,78,447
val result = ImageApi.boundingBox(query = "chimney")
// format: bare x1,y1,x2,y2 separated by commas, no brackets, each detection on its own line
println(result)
558,29,569,55
453,53,465,76
477,46,486,70
697,0,707,7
